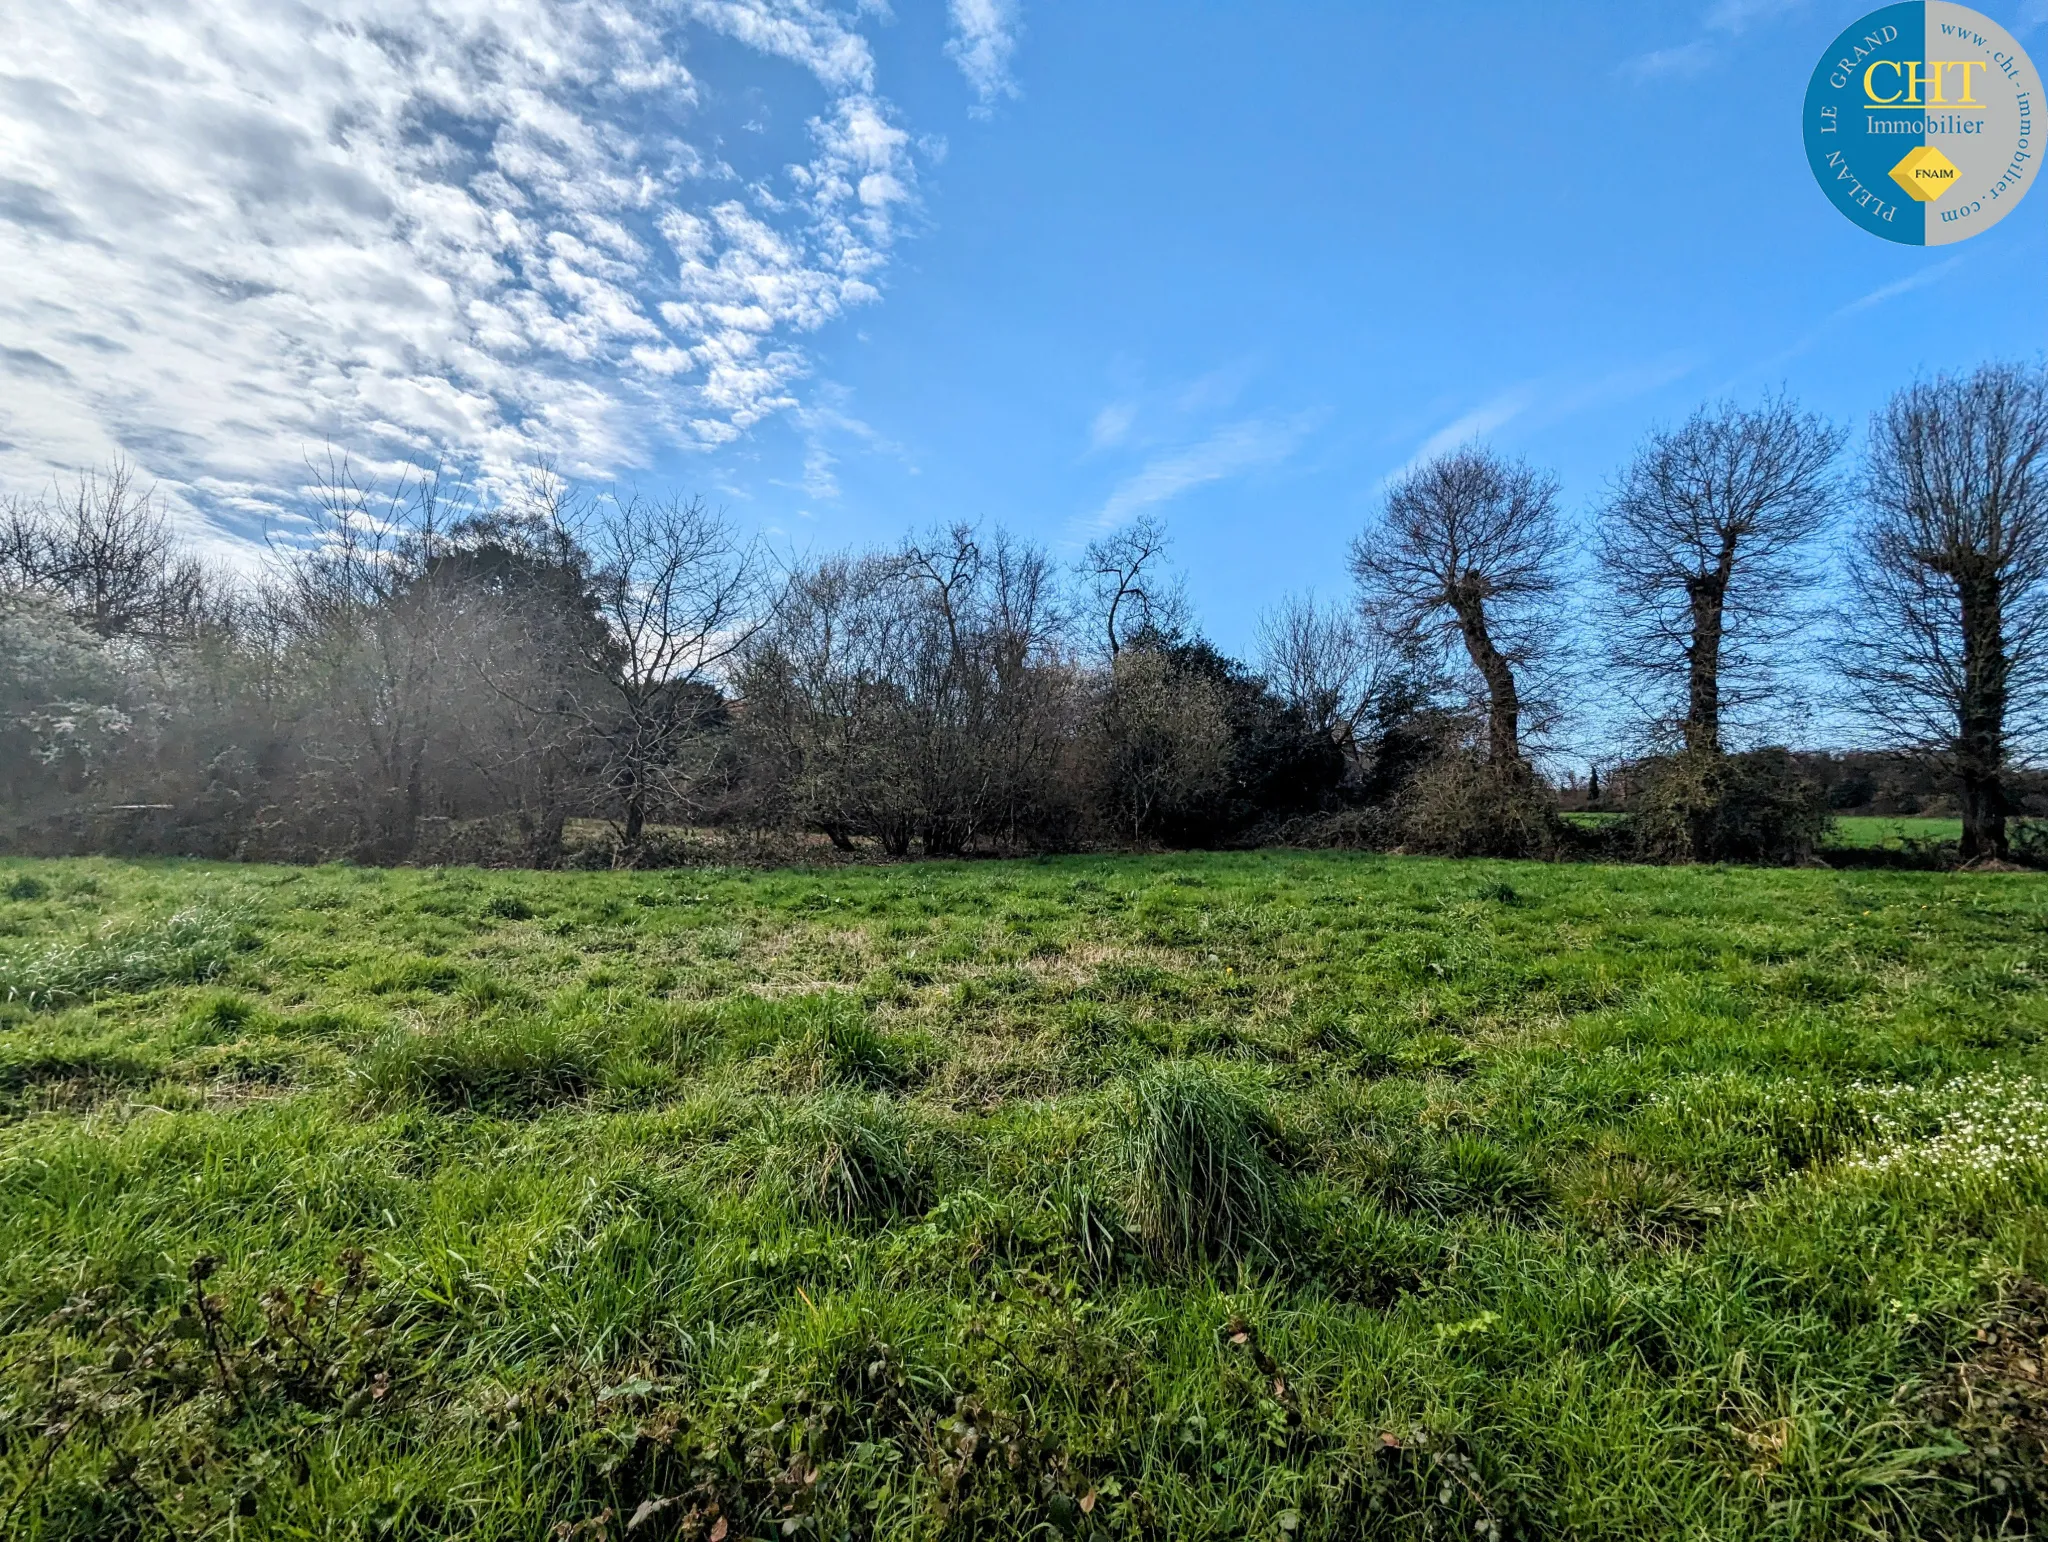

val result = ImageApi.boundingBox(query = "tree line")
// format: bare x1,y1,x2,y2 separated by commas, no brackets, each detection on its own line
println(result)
4,360,2046,868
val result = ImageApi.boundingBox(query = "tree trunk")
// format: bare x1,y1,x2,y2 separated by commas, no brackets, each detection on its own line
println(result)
622,776,646,847
1450,580,1523,773
1956,566,2008,861
1683,574,1728,755
533,808,567,868
1959,766,2007,861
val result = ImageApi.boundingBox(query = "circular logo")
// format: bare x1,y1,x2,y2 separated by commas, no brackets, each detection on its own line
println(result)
1803,3,2040,243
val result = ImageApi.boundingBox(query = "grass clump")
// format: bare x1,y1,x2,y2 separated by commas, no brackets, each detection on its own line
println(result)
1111,1059,1289,1269
352,1014,603,1113
0,903,248,1008
794,997,925,1090
733,1091,931,1223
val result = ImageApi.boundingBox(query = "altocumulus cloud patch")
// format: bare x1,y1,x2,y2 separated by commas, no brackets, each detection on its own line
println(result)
0,0,976,545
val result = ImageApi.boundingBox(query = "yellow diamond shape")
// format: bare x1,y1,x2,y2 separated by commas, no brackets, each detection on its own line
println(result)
1890,144,1960,203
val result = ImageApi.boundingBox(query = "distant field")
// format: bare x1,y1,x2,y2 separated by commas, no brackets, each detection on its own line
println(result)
1825,816,1966,848
2,853,2046,1538
1563,813,1969,850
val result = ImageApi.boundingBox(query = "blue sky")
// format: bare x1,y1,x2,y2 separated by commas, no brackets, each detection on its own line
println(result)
1,0,2043,662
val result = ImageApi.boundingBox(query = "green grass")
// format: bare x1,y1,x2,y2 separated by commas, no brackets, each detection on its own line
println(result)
1824,816,1967,849
2,852,2047,1538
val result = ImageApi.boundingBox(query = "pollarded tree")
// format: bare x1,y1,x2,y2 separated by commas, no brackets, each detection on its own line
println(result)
1598,397,1844,755
1348,447,1566,775
1843,362,2048,861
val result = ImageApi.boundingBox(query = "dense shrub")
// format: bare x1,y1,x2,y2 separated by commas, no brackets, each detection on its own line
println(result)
1134,636,1347,845
1626,747,1833,864
1397,752,1564,859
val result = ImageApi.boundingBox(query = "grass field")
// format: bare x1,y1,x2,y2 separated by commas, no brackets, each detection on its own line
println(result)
1560,814,1969,851
3,853,2047,1539
1824,818,1968,850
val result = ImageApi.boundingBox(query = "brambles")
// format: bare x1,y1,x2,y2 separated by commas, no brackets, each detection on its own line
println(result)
4,1250,398,1537
1625,747,1834,865
1397,752,1564,858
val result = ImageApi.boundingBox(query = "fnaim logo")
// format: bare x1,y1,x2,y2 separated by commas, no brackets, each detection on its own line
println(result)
1804,3,2039,243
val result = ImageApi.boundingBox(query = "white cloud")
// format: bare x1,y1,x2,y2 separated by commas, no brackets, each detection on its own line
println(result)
1389,354,1698,481
1716,262,1967,390
1089,401,1137,450
1704,0,1805,34
1396,387,1538,475
1619,41,1714,82
1620,0,1809,82
1093,414,1314,528
0,0,922,547
785,388,915,500
1834,258,1966,318
946,0,1022,113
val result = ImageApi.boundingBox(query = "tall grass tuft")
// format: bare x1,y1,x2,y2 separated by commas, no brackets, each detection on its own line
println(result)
353,1015,603,1113
0,905,249,1009
1111,1060,1288,1270
739,1092,930,1223
729,992,925,1090
799,998,923,1090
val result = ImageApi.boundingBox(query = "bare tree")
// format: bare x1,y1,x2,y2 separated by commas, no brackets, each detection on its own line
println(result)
279,455,478,858
555,490,761,848
737,525,1076,856
899,524,1074,852
736,552,921,852
1843,362,2048,861
1349,448,1566,774
1597,397,1843,754
1082,513,1187,657
1256,590,1409,770
1,461,212,641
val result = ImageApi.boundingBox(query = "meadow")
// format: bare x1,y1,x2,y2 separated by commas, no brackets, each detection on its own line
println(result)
2,851,2046,1540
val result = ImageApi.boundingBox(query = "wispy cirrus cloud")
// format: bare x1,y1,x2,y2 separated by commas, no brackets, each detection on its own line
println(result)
1619,0,1811,82
1389,354,1698,480
1619,41,1715,82
1401,387,1540,471
0,0,930,548
1717,259,1967,389
1092,413,1317,529
784,386,918,502
947,0,1023,113
1088,401,1137,451
1833,258,1967,318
